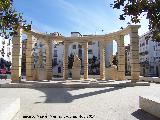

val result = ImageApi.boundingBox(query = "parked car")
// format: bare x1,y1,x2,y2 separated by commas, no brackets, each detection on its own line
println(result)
0,68,7,74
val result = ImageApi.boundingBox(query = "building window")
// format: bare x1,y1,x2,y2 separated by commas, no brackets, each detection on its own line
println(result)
39,43,43,47
72,45,76,49
34,43,37,46
58,67,61,73
79,49,82,57
146,40,148,45
88,49,93,54
54,50,58,57
54,58,57,65
88,41,92,45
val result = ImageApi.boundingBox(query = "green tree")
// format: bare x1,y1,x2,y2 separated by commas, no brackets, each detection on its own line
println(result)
0,0,30,38
111,0,160,41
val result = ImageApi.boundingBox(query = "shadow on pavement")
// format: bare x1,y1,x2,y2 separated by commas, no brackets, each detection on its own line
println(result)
32,87,124,104
72,87,123,100
131,109,160,120
34,88,73,103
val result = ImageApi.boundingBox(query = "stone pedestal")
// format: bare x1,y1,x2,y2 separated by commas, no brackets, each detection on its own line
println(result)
72,69,81,80
38,68,46,80
106,65,117,80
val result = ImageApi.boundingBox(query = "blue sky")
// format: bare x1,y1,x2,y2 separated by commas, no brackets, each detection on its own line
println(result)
14,0,149,54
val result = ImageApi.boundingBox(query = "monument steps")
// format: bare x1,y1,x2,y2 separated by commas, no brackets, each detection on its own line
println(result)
0,80,150,88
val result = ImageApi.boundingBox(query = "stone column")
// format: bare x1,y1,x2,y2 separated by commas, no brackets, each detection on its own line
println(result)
11,28,22,82
83,42,88,80
117,35,125,80
63,42,69,80
100,41,106,80
130,26,140,81
26,33,34,80
46,39,53,80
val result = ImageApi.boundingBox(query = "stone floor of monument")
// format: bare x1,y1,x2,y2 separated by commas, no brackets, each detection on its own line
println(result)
0,82,160,120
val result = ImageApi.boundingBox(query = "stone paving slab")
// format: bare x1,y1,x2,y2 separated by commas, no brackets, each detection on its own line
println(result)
0,97,20,120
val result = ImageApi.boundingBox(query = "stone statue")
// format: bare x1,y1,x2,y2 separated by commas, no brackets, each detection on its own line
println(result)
73,53,81,68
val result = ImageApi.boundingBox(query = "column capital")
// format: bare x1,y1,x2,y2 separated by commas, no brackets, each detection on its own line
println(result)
128,25,141,34
81,42,88,46
99,41,106,48
64,41,70,46
25,31,32,36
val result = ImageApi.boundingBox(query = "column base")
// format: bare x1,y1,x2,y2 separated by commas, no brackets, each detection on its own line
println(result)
63,76,68,80
83,76,88,80
26,76,33,81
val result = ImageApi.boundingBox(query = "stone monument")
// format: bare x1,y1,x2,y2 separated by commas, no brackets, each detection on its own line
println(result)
72,54,81,80
35,48,46,80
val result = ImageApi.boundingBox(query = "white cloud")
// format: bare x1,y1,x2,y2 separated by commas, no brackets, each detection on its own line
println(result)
55,0,114,35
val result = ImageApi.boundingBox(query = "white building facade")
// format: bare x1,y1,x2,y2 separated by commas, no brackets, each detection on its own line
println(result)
139,32,160,76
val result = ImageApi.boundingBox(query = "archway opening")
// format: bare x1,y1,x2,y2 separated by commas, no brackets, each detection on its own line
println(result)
112,40,117,67
52,41,64,78
124,35,131,76
68,42,83,79
88,40,100,79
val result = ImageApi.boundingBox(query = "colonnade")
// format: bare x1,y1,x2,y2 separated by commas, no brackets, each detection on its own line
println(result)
11,25,140,82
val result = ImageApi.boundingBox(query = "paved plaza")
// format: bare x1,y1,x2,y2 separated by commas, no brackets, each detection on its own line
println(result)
0,83,159,120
